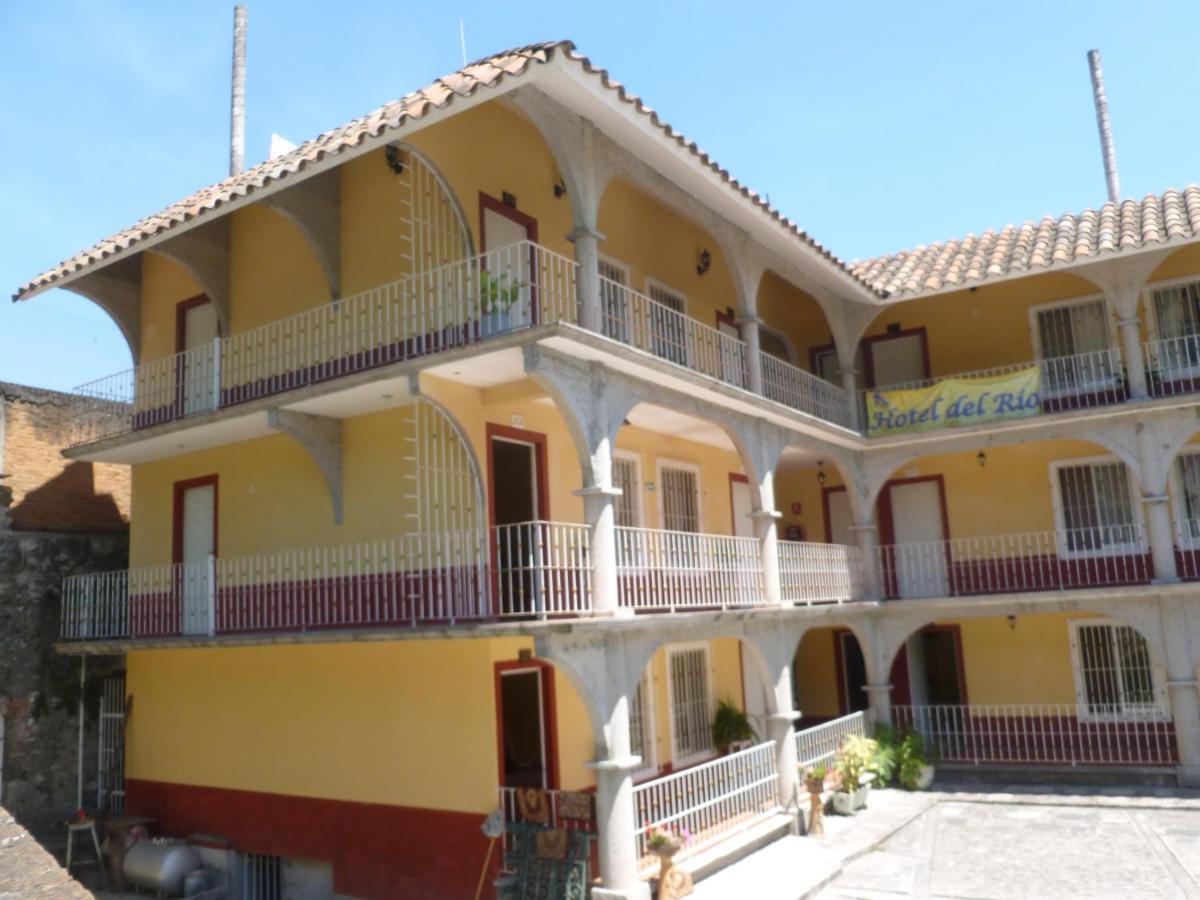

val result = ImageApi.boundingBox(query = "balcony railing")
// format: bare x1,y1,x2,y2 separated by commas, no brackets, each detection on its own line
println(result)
69,242,863,447
615,527,764,611
876,525,1151,599
760,352,855,428
894,704,1177,767
1145,334,1200,398
778,539,866,604
633,740,779,873
492,521,591,617
794,710,868,768
860,347,1125,437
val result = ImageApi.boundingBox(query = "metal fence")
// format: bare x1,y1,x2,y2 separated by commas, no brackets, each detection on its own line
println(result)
492,521,591,617
794,711,867,769
615,527,765,611
778,541,865,604
761,352,855,428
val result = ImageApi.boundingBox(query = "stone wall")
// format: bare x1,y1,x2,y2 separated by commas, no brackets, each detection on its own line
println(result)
0,531,128,836
0,382,130,533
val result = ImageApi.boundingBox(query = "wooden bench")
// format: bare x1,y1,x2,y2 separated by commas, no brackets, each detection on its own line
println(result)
495,820,591,900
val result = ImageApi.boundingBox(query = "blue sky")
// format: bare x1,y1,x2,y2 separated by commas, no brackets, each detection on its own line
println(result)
4,1,1200,391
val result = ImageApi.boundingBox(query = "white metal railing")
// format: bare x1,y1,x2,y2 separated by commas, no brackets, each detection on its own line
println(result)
597,276,749,390
633,740,779,872
1145,334,1200,397
760,353,855,428
68,242,578,446
894,704,1177,766
496,785,596,871
859,347,1125,433
615,527,764,611
794,711,867,768
492,521,591,617
60,531,488,639
778,540,865,604
876,525,1151,600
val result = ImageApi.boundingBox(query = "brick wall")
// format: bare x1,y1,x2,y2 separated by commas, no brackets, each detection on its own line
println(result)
0,383,129,534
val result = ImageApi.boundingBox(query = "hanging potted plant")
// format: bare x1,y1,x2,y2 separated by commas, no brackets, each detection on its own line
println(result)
478,269,527,335
711,700,756,755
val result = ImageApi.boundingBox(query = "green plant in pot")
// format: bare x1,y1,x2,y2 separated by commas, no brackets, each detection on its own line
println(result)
711,700,755,754
478,270,526,334
896,729,935,790
832,734,880,814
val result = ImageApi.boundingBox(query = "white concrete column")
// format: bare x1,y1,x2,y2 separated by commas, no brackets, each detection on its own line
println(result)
838,366,861,431
569,225,605,334
753,509,784,606
739,314,764,395
1143,494,1179,583
864,682,893,727
766,710,802,830
849,522,882,599
590,755,648,900
1118,316,1149,400
1158,601,1200,787
578,484,624,615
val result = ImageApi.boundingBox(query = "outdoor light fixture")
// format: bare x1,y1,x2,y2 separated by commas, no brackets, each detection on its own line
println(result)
977,450,988,468
554,177,567,199
1007,614,1017,631
696,248,712,276
384,144,405,175
817,461,827,486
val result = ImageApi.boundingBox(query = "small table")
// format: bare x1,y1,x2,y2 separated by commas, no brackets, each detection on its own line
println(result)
65,819,106,887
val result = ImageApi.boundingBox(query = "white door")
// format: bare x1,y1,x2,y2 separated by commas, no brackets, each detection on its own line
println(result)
180,483,216,635
870,333,926,388
482,208,532,333
889,481,947,599
827,489,853,545
182,302,219,415
730,477,754,538
740,652,770,741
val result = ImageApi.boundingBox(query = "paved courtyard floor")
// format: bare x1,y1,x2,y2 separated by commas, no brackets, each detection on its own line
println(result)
820,799,1200,899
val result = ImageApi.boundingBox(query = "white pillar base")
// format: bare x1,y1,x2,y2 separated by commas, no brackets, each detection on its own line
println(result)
591,885,652,900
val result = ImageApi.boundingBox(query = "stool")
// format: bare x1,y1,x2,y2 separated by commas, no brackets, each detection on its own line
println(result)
66,819,107,887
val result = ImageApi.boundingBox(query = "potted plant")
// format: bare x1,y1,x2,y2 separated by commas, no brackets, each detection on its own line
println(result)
711,700,755,755
804,763,827,795
478,270,526,335
803,764,827,837
831,734,880,814
896,729,936,790
647,827,693,899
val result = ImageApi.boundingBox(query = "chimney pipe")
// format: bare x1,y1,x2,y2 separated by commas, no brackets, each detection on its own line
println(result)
230,5,247,177
1087,49,1120,205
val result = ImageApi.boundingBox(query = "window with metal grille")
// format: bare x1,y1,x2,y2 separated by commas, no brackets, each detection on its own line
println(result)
97,672,126,814
647,281,688,365
243,853,284,900
1177,453,1200,541
629,666,655,772
1071,621,1159,718
660,466,700,533
598,258,630,342
668,645,712,762
1034,299,1115,393
1054,461,1138,554
613,455,641,528
1152,281,1200,371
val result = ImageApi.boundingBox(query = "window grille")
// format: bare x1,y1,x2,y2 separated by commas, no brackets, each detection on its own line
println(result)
660,467,700,534
648,282,688,365
1035,300,1115,392
613,456,641,528
598,259,630,342
1055,461,1137,553
1178,453,1200,540
243,853,283,900
669,646,712,760
1072,622,1158,718
629,667,654,770
97,672,126,814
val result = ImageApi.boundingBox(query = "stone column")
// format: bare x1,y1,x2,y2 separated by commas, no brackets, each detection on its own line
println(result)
849,522,883,599
1118,316,1149,400
1143,494,1179,583
569,225,605,334
766,710,802,829
578,484,625,615
739,315,764,395
1159,600,1200,787
590,754,648,900
839,366,861,431
864,682,893,727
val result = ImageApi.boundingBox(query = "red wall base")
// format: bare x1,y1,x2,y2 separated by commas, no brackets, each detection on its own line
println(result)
125,779,496,899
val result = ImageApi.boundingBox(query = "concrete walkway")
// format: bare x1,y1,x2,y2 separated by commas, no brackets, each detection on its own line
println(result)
691,784,1200,900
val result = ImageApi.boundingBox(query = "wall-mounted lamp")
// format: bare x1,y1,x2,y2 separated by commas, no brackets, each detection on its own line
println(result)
696,248,712,277
977,450,988,468
1007,614,1017,631
553,177,567,199
816,461,827,487
384,144,406,175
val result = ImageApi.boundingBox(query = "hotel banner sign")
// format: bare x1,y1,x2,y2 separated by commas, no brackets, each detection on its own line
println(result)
866,367,1042,436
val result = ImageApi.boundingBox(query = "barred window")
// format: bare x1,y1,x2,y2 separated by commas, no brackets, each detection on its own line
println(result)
660,466,700,533
629,666,654,772
1177,453,1200,541
668,645,712,761
1054,461,1138,554
1035,300,1116,393
1071,622,1158,718
647,281,688,366
613,455,642,528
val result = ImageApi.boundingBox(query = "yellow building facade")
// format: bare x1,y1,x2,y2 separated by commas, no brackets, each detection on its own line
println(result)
19,41,1200,900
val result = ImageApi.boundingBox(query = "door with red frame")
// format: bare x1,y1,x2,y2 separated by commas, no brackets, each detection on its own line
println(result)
174,477,217,635
496,662,558,790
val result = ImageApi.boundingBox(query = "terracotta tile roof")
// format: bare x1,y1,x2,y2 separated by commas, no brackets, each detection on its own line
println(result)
14,40,869,301
853,186,1200,299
